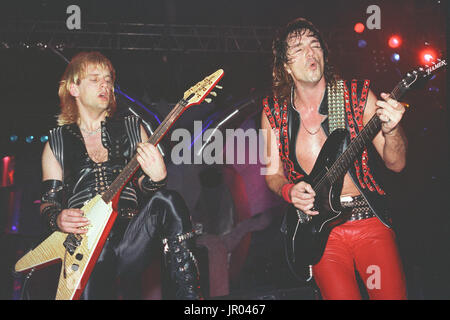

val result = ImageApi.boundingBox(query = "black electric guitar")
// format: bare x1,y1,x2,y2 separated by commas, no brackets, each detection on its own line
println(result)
283,59,447,280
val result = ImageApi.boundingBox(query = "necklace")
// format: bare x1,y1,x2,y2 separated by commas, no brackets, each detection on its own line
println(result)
80,126,101,136
301,121,321,135
290,85,324,135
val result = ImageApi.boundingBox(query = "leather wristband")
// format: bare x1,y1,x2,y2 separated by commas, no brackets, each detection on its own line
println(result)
281,183,294,203
41,204,61,232
141,175,167,194
41,180,64,232
41,179,64,205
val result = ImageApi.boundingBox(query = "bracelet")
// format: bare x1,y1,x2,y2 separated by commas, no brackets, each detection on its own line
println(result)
41,204,61,232
141,175,167,193
281,183,294,203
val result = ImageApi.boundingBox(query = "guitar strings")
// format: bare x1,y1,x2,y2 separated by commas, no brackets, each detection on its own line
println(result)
311,83,403,191
102,100,187,203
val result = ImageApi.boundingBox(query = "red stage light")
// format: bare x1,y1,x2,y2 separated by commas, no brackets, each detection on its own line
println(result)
424,54,434,62
2,156,15,187
354,23,365,33
388,35,402,48
420,48,437,64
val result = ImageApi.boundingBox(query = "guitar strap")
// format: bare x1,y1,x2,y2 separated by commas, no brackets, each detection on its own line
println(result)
327,80,346,133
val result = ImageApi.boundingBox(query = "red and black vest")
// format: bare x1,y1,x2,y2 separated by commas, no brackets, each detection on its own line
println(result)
263,80,392,227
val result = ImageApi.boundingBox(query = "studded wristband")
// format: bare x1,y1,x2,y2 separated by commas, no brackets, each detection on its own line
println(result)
141,175,167,193
41,204,61,232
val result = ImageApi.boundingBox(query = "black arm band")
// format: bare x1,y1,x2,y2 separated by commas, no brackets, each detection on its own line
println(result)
41,180,64,205
141,175,167,194
41,180,64,232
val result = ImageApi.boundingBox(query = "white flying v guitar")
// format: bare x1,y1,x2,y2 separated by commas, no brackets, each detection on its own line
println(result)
14,69,225,300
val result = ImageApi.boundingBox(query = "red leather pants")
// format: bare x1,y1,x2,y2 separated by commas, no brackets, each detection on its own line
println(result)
312,217,407,300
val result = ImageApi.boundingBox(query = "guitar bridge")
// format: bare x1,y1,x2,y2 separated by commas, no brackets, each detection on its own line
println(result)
63,234,83,255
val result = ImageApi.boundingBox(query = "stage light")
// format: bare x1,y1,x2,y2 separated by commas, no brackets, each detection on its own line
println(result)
391,53,400,62
10,135,18,142
358,40,367,48
354,23,365,33
388,35,402,48
40,135,49,143
424,53,434,62
420,48,437,64
25,136,34,143
2,156,14,187
428,87,439,93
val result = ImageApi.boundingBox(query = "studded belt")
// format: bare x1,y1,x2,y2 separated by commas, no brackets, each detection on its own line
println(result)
340,195,375,221
119,208,139,219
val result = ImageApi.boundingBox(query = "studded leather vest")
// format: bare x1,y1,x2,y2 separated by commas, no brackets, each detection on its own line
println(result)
48,115,142,216
263,80,392,227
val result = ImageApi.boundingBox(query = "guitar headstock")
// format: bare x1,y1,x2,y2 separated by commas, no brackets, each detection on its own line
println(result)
182,69,224,108
398,57,447,94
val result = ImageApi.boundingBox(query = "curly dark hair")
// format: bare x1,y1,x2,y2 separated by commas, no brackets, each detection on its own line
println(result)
271,17,338,101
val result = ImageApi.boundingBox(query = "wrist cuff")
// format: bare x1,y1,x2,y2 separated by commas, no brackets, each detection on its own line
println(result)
141,175,167,193
281,183,294,203
41,204,61,232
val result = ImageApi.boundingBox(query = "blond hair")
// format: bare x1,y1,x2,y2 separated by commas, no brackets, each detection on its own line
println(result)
57,51,117,125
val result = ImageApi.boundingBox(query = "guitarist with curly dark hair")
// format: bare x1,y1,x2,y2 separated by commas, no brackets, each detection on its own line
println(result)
261,18,408,299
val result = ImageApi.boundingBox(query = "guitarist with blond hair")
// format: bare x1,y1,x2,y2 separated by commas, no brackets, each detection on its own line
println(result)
39,51,202,299
261,18,408,299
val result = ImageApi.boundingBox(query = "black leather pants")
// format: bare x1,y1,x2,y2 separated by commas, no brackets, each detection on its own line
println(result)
80,189,196,300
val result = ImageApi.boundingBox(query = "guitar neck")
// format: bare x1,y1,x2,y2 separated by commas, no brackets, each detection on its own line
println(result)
101,99,188,203
314,82,407,190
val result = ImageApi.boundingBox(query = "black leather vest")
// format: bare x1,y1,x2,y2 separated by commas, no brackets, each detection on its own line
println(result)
264,80,392,227
48,115,142,215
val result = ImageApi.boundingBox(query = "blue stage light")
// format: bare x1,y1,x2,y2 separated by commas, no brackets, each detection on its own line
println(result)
391,53,400,62
358,40,367,48
25,136,34,143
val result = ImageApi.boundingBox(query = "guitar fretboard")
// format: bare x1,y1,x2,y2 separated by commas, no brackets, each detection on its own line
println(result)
312,81,407,191
101,99,188,203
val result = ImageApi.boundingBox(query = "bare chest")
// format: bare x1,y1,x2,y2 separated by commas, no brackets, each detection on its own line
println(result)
295,126,327,175
83,134,108,163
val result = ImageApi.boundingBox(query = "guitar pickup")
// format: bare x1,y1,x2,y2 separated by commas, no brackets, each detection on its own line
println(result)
63,234,83,256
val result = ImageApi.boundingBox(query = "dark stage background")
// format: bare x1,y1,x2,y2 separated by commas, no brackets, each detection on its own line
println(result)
0,0,448,300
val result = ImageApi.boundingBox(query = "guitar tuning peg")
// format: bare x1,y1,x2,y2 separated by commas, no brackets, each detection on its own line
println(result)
205,98,212,103
209,91,217,97
215,85,223,90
